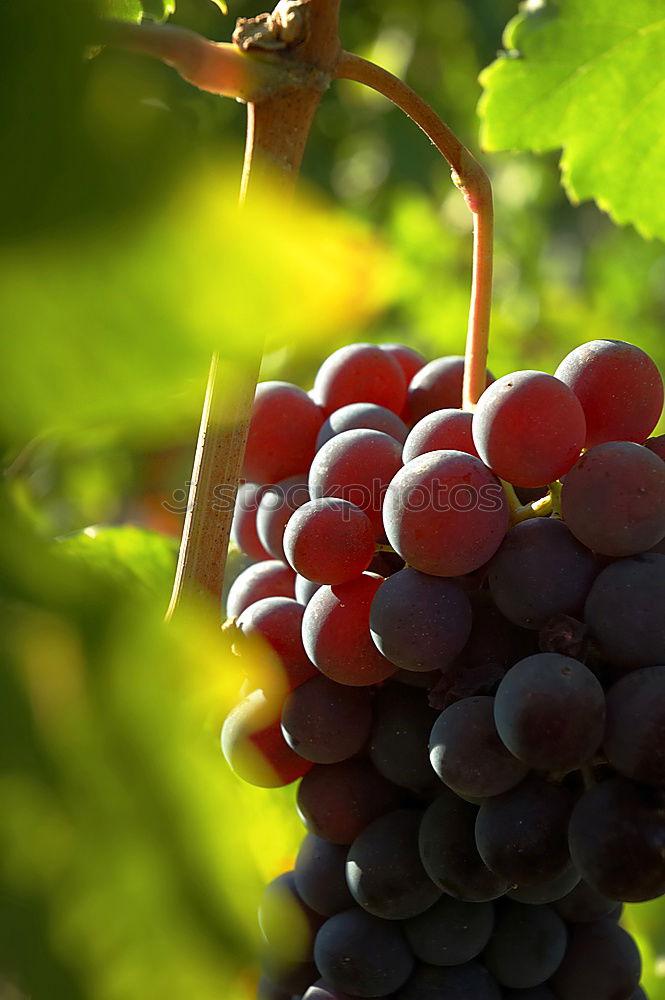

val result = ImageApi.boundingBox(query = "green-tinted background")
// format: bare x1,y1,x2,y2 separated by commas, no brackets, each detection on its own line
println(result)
1,0,663,997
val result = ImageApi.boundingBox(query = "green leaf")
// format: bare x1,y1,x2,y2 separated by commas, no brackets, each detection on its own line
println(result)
100,0,175,21
57,526,177,600
100,0,143,22
207,0,229,14
479,0,665,240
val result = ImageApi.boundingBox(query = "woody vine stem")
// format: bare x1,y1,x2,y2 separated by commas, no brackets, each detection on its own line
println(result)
99,0,495,619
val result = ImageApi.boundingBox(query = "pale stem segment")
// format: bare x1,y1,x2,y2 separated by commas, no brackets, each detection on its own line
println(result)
334,51,494,411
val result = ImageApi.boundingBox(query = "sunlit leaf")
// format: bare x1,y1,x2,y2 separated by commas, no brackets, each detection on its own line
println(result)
479,0,665,240
57,525,177,599
0,490,300,1000
0,167,392,446
101,0,143,22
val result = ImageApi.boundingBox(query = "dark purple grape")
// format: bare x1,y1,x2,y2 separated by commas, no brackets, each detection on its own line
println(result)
552,880,619,923
296,758,402,845
346,809,441,920
475,776,573,886
403,895,494,966
508,863,580,905
303,977,392,1000
429,696,528,800
568,777,665,903
368,683,440,794
550,918,642,1000
419,789,510,902
584,554,665,671
482,901,567,989
488,518,598,629
562,443,665,557
502,987,556,999
281,675,373,765
369,568,472,672
294,835,354,918
493,653,605,772
396,961,501,999
313,908,414,998
604,666,665,785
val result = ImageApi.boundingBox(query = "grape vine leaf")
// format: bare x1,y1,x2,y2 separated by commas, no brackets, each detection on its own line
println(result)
479,0,665,241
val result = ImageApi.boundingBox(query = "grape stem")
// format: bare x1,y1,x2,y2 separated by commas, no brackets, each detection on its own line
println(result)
501,480,564,526
333,52,494,411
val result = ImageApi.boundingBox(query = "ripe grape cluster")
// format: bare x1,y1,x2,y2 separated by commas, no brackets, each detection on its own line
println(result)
222,339,665,1000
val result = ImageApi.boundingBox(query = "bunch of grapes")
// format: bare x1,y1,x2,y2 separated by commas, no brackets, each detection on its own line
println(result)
222,339,665,1000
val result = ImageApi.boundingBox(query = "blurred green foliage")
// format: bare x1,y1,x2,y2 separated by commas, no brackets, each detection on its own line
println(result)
1,0,664,997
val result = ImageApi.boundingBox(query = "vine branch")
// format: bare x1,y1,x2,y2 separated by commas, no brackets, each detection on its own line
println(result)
334,52,494,411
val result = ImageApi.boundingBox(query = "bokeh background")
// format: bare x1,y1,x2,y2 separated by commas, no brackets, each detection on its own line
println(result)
1,0,664,997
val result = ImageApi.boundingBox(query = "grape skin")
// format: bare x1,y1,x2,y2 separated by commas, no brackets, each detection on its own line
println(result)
419,789,510,902
231,481,270,560
281,674,373,764
294,835,354,918
568,777,665,903
402,408,480,463
472,370,586,488
604,666,665,785
313,343,407,416
380,343,427,385
406,355,493,425
395,961,502,1000
584,553,665,671
226,559,295,618
236,596,318,692
309,428,403,537
382,450,509,577
257,476,310,561
493,653,605,772
316,402,409,450
402,894,494,967
561,442,665,557
283,497,376,585
549,918,642,1000
296,758,402,845
487,517,599,630
555,338,664,449
369,568,472,673
368,683,441,794
474,776,573,886
221,690,312,788
302,573,396,687
243,381,324,484
482,901,567,989
313,908,414,998
429,696,528,800
346,809,442,920
259,871,324,965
